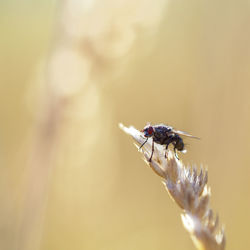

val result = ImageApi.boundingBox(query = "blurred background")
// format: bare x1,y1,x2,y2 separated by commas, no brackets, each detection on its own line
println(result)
1,0,250,249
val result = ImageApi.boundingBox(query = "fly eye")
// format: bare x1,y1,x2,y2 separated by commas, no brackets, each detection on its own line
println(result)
147,126,153,135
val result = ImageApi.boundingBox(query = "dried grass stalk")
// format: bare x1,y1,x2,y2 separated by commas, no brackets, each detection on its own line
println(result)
120,123,226,250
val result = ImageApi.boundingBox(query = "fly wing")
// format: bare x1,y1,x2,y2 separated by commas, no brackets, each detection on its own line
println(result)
172,129,200,139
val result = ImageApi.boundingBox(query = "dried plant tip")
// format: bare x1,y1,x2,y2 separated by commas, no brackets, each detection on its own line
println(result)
119,123,226,250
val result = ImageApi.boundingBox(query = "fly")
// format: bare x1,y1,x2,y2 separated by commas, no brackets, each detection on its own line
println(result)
140,124,200,162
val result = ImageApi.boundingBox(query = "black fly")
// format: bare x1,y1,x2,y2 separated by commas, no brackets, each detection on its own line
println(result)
140,124,199,162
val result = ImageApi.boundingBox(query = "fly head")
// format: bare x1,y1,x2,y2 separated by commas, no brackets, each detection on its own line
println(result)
141,125,154,138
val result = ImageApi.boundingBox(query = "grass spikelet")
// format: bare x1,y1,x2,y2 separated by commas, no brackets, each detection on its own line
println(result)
119,123,226,250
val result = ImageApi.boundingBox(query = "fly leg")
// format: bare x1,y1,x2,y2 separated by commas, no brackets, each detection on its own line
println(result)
164,136,176,158
139,138,148,150
164,144,169,158
149,140,154,162
174,147,179,160
139,138,154,162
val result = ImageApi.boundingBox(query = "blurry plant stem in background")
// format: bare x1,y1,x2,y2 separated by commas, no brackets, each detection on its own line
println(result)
17,95,66,250
16,1,168,250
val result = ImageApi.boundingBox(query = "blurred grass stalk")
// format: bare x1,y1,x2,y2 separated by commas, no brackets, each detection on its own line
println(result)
17,96,66,250
17,1,168,250
120,124,226,250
